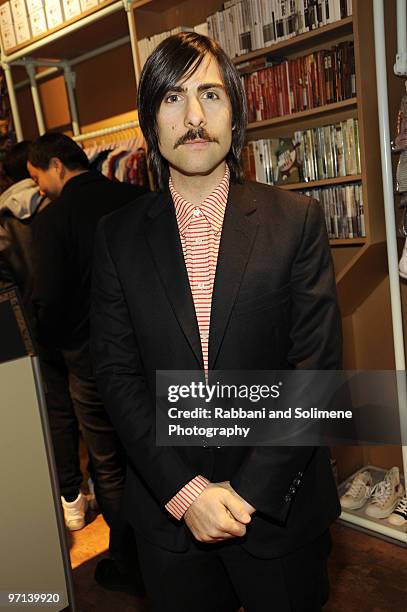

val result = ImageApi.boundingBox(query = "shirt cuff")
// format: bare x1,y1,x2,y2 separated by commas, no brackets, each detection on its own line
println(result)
165,475,210,520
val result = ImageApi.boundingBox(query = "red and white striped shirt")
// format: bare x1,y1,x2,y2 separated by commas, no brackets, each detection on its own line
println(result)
164,164,230,520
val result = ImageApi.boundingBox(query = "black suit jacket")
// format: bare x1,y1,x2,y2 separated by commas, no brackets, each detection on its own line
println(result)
32,171,148,350
91,180,342,558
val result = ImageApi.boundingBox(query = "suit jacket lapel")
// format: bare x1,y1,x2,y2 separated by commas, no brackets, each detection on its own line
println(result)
145,191,203,368
209,182,259,370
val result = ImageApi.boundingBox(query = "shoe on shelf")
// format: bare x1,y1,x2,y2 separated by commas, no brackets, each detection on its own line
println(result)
388,496,407,527
340,470,373,510
61,491,88,531
87,477,99,511
94,558,146,597
365,467,404,519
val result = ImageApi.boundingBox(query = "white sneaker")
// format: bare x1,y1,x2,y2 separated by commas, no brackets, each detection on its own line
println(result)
365,467,404,519
61,492,88,531
87,477,99,511
340,471,373,510
388,496,407,526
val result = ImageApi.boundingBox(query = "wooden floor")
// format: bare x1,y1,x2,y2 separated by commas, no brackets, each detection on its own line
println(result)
69,515,407,612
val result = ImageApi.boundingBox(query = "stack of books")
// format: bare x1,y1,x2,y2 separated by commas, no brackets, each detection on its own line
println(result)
241,42,355,122
303,183,365,239
137,23,209,68
295,118,360,181
207,0,353,58
242,118,360,185
0,0,102,51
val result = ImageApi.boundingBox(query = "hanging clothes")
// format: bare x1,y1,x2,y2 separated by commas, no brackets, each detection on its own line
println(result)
83,132,149,188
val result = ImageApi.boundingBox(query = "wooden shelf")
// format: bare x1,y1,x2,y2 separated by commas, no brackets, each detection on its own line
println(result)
278,175,362,190
233,16,354,66
247,98,358,131
132,0,176,9
1,0,128,60
330,238,366,246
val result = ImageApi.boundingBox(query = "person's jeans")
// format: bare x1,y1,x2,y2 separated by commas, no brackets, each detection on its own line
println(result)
62,340,134,564
38,346,82,500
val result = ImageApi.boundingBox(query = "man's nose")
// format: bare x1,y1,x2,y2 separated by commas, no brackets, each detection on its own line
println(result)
184,96,206,128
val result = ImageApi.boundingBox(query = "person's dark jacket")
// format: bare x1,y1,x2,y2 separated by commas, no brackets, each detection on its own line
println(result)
32,171,148,350
0,178,47,320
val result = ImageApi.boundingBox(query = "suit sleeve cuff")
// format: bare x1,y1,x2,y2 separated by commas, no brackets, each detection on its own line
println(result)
165,475,210,520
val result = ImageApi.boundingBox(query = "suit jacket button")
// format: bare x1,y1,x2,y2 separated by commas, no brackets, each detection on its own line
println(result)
289,485,296,494
294,478,301,486
284,494,291,503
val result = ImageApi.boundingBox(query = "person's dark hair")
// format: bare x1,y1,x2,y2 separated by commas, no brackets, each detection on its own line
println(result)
137,32,247,190
28,132,90,171
3,141,32,183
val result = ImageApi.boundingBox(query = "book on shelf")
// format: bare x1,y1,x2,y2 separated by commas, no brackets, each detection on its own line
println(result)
242,118,360,186
137,23,209,68
241,42,355,122
302,182,364,239
295,118,360,181
208,0,353,58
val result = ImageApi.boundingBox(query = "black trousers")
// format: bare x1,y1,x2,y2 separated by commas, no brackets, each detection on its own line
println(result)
38,346,82,499
136,529,331,612
40,341,134,564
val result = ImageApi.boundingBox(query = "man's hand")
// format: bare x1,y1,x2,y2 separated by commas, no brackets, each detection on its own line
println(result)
184,482,252,543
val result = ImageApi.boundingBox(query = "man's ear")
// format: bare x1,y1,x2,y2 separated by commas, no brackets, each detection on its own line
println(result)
50,157,65,178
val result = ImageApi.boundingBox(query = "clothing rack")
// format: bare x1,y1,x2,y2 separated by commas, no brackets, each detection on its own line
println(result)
72,120,140,144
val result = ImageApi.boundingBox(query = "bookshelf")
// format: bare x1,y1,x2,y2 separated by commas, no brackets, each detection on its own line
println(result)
206,4,389,311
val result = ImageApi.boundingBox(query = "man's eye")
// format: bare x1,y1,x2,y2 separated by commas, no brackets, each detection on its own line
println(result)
203,91,219,100
165,94,182,103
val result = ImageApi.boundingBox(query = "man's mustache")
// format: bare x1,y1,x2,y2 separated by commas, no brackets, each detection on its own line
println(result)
174,128,219,148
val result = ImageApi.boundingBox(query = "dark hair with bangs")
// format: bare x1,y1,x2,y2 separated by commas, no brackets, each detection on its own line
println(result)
137,32,247,190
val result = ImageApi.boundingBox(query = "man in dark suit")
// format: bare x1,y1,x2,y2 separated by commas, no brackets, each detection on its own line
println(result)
27,133,148,593
91,33,342,611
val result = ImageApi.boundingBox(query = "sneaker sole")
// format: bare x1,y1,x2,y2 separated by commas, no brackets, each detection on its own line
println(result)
388,514,407,526
365,497,403,519
341,498,370,510
65,521,86,531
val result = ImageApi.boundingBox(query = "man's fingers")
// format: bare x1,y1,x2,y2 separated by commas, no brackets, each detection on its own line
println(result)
195,524,245,542
196,532,235,543
225,520,247,537
223,491,252,525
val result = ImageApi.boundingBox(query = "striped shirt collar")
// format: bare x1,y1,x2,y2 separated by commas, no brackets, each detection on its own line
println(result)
169,165,230,236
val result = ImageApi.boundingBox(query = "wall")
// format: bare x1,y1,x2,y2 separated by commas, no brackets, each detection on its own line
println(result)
13,42,136,138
